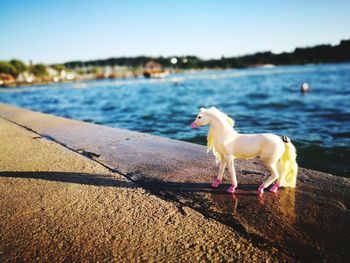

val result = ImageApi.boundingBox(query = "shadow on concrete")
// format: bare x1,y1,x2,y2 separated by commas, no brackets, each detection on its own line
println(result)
0,171,292,255
1,171,348,261
0,171,258,193
0,171,136,189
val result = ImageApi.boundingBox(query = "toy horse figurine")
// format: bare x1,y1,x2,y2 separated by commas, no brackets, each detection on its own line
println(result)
191,107,298,195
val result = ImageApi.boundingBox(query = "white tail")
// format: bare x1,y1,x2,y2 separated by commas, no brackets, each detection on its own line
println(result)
277,141,298,188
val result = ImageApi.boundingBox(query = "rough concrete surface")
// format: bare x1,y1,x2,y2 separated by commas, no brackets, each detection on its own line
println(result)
0,103,349,262
0,114,286,262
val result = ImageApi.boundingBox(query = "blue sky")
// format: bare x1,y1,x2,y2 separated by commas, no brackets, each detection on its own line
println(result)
1,0,349,64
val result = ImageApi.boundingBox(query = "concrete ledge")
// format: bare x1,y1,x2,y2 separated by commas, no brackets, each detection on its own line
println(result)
1,103,349,261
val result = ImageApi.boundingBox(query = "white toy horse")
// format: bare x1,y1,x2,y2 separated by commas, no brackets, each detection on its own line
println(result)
191,107,298,195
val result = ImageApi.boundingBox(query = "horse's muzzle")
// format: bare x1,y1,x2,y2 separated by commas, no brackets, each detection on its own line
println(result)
191,122,198,129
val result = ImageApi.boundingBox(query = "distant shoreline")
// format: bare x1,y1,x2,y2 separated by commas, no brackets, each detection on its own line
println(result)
0,67,219,88
2,39,349,88
2,61,350,89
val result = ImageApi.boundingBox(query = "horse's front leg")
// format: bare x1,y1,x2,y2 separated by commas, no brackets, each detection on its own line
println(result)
211,159,226,188
226,155,237,193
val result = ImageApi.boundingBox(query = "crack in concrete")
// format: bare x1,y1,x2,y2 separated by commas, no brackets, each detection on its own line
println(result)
76,149,101,159
241,170,267,176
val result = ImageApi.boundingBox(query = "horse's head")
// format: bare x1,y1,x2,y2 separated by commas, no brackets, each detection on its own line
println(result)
191,107,235,129
191,107,210,128
191,107,235,163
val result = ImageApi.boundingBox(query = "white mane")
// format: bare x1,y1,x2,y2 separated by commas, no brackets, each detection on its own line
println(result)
206,108,234,163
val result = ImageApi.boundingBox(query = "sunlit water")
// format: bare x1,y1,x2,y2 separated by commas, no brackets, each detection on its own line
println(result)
1,63,349,176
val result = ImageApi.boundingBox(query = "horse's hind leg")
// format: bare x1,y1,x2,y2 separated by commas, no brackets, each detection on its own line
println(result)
258,162,279,196
270,168,283,193
212,159,225,188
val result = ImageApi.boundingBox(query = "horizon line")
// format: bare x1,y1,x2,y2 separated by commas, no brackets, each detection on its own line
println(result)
1,37,348,66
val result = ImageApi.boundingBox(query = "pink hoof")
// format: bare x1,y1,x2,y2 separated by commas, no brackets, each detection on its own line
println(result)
270,183,280,193
211,179,221,188
258,183,265,196
227,185,236,193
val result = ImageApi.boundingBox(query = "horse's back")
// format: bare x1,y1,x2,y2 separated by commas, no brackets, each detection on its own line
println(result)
260,133,283,144
226,133,263,159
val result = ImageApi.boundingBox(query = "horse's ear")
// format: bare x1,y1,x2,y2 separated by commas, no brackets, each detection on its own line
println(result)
227,116,235,127
200,107,207,113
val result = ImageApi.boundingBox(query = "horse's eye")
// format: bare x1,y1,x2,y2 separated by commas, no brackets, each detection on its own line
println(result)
198,116,202,119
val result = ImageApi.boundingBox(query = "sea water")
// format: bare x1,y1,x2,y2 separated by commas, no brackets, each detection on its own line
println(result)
1,63,349,176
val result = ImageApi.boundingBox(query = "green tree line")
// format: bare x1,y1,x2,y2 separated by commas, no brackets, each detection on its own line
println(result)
0,59,28,77
0,60,49,78
2,39,349,78
64,39,350,69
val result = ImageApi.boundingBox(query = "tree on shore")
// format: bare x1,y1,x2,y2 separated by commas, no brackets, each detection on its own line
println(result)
30,64,48,77
0,61,17,76
52,64,66,72
9,59,28,76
